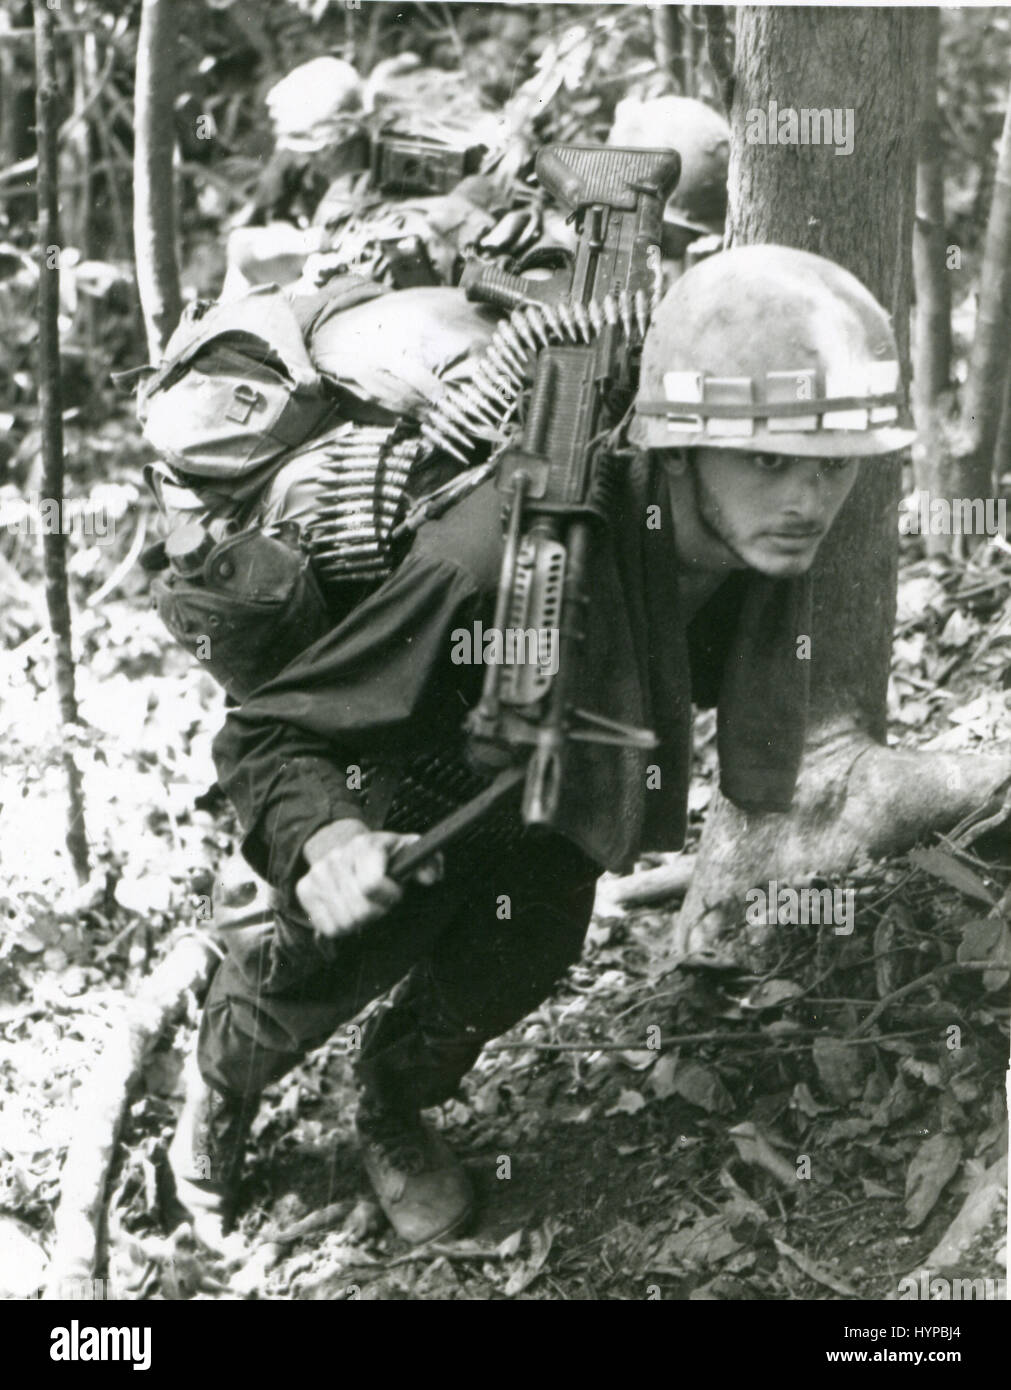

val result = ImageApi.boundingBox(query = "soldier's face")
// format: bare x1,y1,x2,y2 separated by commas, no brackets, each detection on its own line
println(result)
689,448,861,576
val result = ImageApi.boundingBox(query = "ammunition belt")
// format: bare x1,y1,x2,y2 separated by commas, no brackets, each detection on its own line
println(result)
301,424,415,587
417,289,651,467
299,290,653,592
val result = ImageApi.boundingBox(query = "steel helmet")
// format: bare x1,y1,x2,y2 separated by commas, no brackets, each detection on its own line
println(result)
609,95,729,236
266,58,363,153
630,244,916,458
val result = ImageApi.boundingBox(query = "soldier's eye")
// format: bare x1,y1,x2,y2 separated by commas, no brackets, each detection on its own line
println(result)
752,455,787,473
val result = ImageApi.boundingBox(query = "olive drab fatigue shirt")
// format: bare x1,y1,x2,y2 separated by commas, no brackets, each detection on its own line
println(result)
212,452,812,891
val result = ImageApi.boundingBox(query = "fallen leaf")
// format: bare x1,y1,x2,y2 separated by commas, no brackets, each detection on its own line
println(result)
957,917,1011,991
773,1238,859,1297
904,1133,963,1229
742,978,804,1012
938,609,974,648
617,1049,655,1071
900,1056,943,1089
648,1055,678,1100
812,1036,867,1103
606,1089,646,1117
495,1229,523,1259
503,1218,559,1297
653,1213,741,1269
860,1177,899,1200
728,1123,797,1187
672,1062,733,1115
791,1082,834,1118
909,848,997,906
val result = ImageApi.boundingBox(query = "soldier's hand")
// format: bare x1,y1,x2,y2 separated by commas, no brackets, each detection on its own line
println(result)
297,820,441,938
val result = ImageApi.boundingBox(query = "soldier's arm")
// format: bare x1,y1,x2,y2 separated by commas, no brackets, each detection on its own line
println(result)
212,483,503,900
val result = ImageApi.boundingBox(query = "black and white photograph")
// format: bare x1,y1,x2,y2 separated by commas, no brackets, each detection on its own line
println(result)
0,0,1008,1333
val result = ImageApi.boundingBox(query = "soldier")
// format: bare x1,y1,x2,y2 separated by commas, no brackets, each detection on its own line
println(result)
228,52,537,300
608,94,730,271
168,244,914,1247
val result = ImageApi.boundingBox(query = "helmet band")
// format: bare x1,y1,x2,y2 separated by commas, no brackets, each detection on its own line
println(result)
636,364,904,436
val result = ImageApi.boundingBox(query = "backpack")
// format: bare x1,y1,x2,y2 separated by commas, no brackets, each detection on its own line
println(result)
134,278,384,478
137,279,500,700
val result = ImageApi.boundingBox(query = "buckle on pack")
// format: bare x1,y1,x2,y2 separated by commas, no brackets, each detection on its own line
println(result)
224,383,264,425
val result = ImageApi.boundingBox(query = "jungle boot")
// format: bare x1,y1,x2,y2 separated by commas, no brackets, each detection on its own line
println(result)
167,1054,257,1249
356,1093,474,1245
354,976,483,1242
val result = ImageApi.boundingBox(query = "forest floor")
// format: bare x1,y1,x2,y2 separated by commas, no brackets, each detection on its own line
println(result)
1,422,1008,1301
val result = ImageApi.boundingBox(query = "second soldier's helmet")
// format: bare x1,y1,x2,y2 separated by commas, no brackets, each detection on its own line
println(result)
266,57,364,153
608,94,729,237
630,244,916,459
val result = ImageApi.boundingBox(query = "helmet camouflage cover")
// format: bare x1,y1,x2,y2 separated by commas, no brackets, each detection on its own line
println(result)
631,244,916,458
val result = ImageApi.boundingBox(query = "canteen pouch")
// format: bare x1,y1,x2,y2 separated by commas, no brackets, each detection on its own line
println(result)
152,526,331,701
137,284,334,477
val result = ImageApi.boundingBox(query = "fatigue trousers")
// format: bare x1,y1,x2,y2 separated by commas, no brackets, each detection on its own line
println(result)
197,833,599,1112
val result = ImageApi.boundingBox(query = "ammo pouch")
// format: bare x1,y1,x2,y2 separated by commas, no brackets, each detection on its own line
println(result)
152,527,330,701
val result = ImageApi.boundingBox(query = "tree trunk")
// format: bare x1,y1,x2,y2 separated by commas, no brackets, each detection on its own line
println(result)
651,4,681,93
0,8,22,169
703,6,735,118
674,6,1011,963
952,77,1011,503
33,0,89,884
0,3,35,225
680,5,696,100
911,9,953,557
995,365,1011,501
133,0,181,359
909,53,1011,557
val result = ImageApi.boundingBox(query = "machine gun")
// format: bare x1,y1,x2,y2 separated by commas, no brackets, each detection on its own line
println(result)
369,127,486,197
388,143,681,881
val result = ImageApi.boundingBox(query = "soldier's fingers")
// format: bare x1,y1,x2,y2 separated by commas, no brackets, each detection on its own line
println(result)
336,876,384,931
412,851,443,887
350,841,403,909
375,834,442,888
296,874,342,937
315,867,376,936
302,858,375,936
